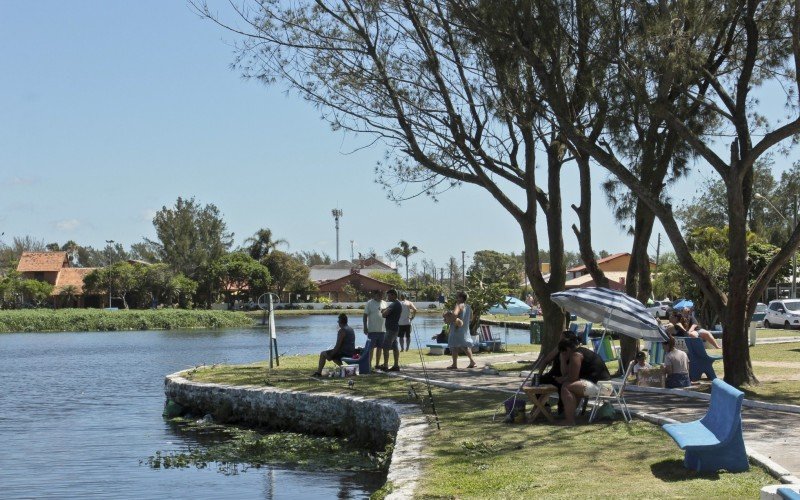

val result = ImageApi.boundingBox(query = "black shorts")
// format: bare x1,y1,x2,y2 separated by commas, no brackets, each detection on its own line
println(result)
398,325,411,338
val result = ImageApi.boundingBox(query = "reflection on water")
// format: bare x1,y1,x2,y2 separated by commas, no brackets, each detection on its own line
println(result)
0,313,531,499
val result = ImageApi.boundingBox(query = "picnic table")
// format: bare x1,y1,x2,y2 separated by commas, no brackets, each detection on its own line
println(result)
523,384,558,423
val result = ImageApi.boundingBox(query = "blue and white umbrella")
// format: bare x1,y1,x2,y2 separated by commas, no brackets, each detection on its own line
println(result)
550,287,669,342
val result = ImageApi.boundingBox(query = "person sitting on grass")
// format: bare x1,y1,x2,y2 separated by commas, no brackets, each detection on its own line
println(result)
556,337,612,426
663,335,691,388
312,313,355,377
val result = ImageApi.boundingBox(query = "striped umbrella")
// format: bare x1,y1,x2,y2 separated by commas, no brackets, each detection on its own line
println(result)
550,287,669,342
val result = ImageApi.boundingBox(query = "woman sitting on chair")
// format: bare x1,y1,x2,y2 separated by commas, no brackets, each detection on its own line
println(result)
312,313,355,377
556,337,611,426
668,310,721,349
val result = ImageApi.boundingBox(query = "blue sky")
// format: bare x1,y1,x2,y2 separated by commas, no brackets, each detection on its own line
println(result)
0,2,794,271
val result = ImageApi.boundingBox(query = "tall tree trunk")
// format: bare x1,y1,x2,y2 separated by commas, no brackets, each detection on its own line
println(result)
723,158,757,386
622,206,657,370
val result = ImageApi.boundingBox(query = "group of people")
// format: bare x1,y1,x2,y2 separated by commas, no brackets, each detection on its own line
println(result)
312,289,417,377
665,307,721,349
314,289,481,376
534,305,709,423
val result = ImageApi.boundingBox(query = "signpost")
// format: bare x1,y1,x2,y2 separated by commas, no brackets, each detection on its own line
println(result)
258,293,280,369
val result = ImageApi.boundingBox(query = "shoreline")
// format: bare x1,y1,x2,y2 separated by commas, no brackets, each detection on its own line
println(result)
164,370,426,499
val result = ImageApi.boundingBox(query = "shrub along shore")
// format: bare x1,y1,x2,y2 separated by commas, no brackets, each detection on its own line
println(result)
0,309,254,333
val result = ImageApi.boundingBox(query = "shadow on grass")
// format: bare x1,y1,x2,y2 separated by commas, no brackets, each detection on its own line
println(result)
650,459,720,481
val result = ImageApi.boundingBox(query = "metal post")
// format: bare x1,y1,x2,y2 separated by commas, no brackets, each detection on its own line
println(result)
461,250,466,285
331,208,343,261
793,196,797,299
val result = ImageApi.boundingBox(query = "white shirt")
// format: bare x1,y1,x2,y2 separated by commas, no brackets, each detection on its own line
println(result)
399,300,413,326
364,299,386,332
633,361,652,375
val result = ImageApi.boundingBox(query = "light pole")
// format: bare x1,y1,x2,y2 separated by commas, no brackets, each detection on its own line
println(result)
461,250,466,286
755,193,796,298
331,208,343,261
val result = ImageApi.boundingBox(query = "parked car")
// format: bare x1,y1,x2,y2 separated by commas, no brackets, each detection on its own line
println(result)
752,302,767,327
764,299,800,329
647,300,672,319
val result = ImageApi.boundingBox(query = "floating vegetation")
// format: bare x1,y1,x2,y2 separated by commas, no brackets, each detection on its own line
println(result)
143,418,392,475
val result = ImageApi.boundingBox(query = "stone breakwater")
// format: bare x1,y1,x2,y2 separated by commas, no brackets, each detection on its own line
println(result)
164,371,429,498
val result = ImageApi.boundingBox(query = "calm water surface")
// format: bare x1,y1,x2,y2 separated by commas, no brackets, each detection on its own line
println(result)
0,314,530,499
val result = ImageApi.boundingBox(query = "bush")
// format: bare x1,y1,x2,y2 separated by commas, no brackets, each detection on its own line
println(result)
428,303,439,309
305,305,314,310
322,304,335,310
0,309,254,333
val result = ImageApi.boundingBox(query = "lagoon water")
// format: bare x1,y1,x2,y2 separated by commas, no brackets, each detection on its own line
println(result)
0,313,530,499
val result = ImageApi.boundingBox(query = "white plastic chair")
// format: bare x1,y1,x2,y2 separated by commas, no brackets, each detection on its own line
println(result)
589,360,635,423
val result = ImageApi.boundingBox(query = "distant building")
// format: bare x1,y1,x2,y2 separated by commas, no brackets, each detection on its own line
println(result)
564,252,655,291
310,257,398,301
16,251,101,307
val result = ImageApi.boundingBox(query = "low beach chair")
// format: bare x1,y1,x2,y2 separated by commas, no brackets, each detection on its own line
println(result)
342,339,372,374
479,324,503,352
646,340,665,365
581,322,593,345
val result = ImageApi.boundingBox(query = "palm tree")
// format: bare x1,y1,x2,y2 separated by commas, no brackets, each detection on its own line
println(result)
244,229,289,261
390,240,421,284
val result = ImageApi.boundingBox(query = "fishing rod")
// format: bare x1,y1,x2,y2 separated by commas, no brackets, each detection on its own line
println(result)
411,322,441,430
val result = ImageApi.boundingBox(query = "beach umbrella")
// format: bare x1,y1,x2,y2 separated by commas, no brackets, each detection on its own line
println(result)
672,299,695,311
550,287,669,342
488,296,531,315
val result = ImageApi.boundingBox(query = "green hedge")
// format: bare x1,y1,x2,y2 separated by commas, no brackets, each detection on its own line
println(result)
0,309,254,333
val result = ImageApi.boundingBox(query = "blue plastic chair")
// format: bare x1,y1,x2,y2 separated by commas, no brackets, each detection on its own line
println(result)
581,323,593,345
648,340,665,365
684,337,721,381
662,378,748,472
569,323,579,333
342,339,372,375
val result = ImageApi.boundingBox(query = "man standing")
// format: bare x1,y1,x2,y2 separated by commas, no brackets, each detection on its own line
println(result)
363,289,386,371
398,293,417,352
380,289,403,371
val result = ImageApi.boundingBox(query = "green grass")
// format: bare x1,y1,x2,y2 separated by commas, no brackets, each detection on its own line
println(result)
0,308,254,333
755,327,800,339
186,352,775,498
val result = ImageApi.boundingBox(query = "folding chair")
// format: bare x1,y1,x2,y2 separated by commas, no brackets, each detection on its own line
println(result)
646,340,665,365
479,324,503,352
592,331,623,374
589,360,635,423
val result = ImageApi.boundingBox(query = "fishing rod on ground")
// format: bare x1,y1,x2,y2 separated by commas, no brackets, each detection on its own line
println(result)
411,322,441,430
